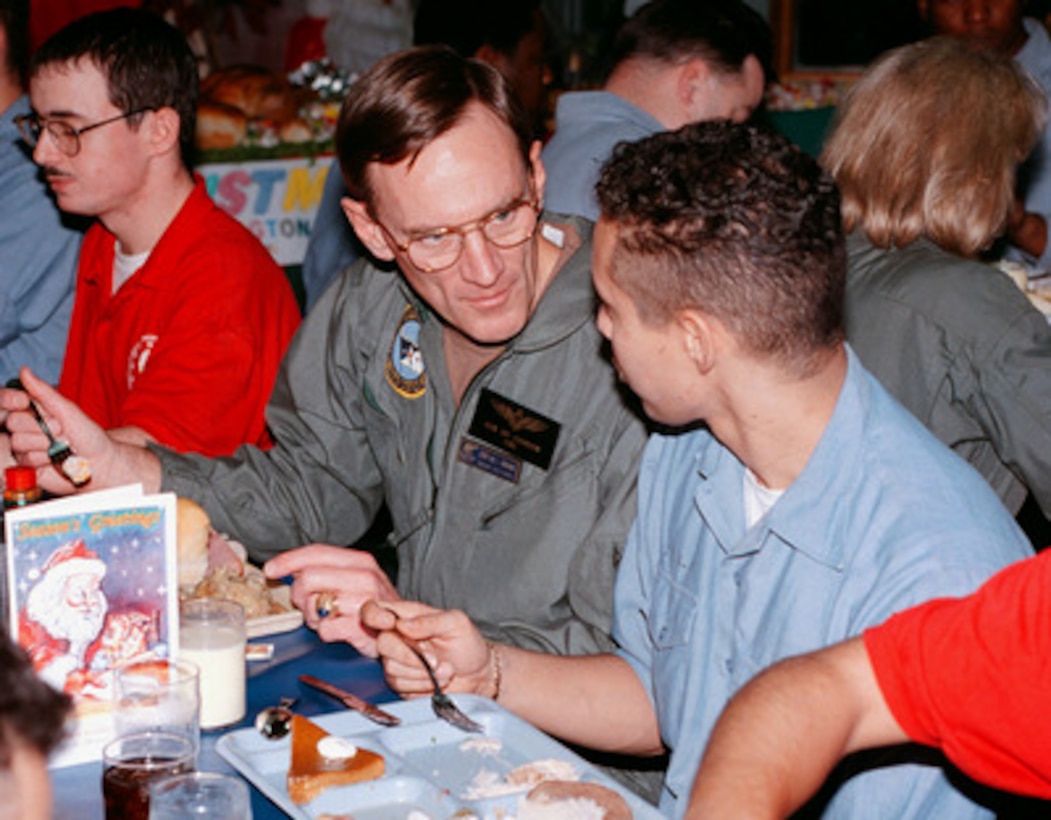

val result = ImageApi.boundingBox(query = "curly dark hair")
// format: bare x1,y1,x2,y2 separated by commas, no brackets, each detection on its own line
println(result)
0,635,71,766
30,7,199,168
596,120,845,374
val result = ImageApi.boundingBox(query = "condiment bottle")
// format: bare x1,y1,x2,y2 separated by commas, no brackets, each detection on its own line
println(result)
2,466,42,629
4,466,41,509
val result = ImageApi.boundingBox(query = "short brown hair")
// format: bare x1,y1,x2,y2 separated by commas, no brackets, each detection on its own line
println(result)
31,8,199,168
336,45,534,207
596,120,845,375
612,0,773,83
821,36,1046,257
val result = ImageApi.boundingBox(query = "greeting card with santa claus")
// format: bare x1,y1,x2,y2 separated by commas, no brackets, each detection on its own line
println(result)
4,485,178,766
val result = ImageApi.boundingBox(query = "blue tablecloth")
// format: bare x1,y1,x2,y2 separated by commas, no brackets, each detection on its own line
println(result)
52,626,396,819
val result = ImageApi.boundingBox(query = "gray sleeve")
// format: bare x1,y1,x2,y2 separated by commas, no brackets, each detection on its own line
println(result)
560,411,646,654
965,288,1051,520
157,275,386,561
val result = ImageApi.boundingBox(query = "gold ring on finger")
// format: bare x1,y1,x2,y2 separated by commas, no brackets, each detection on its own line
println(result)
315,591,340,620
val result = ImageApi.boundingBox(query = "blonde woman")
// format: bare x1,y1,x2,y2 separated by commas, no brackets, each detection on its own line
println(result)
823,36,1051,530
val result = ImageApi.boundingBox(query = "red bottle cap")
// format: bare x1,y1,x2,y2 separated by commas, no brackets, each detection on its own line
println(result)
4,466,38,492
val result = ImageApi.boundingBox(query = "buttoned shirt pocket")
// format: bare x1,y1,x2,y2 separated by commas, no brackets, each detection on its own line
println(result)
647,571,698,652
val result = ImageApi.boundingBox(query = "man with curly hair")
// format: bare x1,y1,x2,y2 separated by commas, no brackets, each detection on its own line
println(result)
363,121,1032,819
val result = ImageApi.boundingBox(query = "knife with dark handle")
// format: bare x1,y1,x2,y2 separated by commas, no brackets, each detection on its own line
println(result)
298,674,401,727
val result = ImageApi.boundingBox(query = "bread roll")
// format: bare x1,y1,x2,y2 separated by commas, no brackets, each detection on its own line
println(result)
279,118,313,144
176,497,211,588
195,100,248,151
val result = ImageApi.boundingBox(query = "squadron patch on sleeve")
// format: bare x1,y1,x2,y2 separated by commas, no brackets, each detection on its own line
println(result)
385,304,427,398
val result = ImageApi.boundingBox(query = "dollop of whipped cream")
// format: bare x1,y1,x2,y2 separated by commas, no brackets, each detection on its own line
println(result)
317,736,357,760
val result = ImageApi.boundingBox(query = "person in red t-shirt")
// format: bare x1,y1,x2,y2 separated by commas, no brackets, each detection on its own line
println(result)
687,550,1051,818
8,8,299,464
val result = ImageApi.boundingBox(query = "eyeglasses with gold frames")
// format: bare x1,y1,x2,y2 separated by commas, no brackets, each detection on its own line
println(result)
15,108,153,157
372,195,542,274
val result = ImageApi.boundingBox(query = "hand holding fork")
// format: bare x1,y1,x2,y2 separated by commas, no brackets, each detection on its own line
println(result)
365,601,486,733
392,618,483,733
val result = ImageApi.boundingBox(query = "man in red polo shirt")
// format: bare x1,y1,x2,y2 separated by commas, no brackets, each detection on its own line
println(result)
15,8,300,457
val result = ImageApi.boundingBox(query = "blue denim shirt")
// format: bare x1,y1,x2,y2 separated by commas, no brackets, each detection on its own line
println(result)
541,91,664,222
614,347,1032,818
301,162,362,313
0,96,82,383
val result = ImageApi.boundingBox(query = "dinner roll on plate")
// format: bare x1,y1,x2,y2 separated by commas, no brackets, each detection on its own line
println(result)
176,497,211,589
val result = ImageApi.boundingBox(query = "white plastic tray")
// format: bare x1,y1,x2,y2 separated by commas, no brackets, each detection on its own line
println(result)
217,695,663,819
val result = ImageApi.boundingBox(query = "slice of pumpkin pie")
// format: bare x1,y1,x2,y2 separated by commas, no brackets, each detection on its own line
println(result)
287,714,385,804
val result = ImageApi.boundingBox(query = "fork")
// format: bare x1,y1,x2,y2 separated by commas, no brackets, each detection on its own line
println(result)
5,378,91,486
395,626,483,733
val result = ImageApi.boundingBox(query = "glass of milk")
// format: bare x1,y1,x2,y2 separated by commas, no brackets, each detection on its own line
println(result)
114,658,201,754
178,599,246,730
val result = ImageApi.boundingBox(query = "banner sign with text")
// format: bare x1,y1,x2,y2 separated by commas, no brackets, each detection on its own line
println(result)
201,154,335,267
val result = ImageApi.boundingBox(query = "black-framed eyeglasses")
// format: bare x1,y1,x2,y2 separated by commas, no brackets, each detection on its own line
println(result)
373,195,542,274
14,108,153,157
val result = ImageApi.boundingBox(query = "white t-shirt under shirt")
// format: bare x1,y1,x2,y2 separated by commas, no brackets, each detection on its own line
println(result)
743,468,785,529
113,245,150,293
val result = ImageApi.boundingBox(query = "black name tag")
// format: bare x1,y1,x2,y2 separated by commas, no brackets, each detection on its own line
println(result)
468,388,561,470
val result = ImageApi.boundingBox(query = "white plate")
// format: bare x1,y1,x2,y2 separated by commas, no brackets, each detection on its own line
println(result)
218,696,663,819
246,583,304,638
212,539,304,638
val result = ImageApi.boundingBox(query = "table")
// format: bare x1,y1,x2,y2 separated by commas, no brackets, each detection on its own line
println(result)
51,626,396,819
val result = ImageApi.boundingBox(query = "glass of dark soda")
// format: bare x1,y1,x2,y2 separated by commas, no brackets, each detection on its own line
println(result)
102,731,195,820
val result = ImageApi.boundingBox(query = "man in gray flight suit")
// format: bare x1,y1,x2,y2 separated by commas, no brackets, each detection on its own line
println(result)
2,46,660,799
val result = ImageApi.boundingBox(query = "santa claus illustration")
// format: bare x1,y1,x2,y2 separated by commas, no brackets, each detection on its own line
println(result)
18,540,109,696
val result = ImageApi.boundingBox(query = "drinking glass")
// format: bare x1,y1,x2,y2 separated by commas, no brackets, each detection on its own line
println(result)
115,658,201,753
102,731,195,820
179,598,246,729
148,771,252,819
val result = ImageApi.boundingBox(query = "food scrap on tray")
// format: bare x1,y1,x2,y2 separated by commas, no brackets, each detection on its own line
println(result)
462,757,580,800
335,780,634,820
459,735,503,756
